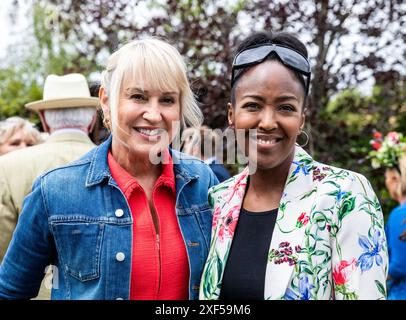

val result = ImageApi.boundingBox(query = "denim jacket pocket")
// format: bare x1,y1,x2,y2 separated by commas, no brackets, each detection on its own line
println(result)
197,207,213,249
51,220,105,282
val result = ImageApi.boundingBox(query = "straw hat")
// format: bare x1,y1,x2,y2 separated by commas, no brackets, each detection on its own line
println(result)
25,73,99,111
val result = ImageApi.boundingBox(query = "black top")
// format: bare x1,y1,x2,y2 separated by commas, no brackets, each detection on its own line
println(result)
220,207,278,300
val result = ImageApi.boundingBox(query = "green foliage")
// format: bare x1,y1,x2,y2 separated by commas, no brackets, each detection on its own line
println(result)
317,82,406,219
0,67,42,123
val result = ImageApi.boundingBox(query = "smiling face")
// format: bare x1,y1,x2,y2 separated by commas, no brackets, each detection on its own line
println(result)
101,76,181,163
229,59,305,172
99,38,203,169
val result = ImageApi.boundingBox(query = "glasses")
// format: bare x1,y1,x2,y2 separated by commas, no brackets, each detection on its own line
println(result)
231,43,311,95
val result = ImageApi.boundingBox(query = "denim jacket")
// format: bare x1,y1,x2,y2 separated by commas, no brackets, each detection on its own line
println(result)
0,135,218,300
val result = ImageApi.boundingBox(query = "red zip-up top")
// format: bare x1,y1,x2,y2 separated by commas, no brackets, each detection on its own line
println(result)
108,151,189,300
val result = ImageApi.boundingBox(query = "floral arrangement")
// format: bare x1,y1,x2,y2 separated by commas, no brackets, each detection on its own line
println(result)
368,131,406,169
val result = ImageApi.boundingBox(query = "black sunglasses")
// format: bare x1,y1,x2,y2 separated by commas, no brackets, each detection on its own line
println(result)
231,43,311,95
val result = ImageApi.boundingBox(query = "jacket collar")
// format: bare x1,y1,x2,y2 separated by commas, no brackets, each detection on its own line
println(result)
86,135,112,187
171,148,200,181
265,146,317,299
85,135,200,189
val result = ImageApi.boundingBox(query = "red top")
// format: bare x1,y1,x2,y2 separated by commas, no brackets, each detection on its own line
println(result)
108,151,189,300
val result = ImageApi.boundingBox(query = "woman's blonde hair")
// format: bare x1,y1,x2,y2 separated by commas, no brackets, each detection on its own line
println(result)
0,117,43,146
100,37,202,133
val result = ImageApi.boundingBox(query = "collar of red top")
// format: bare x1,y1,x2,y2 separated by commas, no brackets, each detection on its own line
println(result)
107,149,176,196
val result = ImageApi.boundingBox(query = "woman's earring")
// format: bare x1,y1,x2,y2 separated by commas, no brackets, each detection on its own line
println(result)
297,130,309,147
103,118,111,130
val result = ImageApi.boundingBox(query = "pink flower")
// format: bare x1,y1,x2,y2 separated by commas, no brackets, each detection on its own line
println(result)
212,206,221,229
296,212,310,228
279,241,290,248
313,167,327,181
387,131,400,144
218,205,240,242
333,259,356,286
224,172,248,202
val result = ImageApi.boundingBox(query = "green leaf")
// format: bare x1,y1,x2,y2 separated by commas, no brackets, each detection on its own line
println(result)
375,280,387,297
323,180,341,189
313,250,327,256
338,197,356,221
300,188,317,200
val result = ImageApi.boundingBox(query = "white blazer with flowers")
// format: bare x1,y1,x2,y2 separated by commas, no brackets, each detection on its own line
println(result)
199,146,388,300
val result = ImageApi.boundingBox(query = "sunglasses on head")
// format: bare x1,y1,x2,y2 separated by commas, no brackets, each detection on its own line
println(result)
231,43,311,95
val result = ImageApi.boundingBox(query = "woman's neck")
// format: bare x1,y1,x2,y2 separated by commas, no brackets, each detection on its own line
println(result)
243,158,292,212
398,195,406,205
249,164,290,196
248,151,293,195
111,144,162,180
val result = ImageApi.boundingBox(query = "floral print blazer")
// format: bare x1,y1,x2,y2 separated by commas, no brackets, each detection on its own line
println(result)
200,146,388,300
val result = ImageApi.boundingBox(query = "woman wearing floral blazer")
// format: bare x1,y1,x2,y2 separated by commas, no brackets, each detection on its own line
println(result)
199,31,388,300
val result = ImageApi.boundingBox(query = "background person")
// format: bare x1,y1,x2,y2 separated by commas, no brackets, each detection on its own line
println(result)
370,131,406,299
181,126,230,182
0,116,43,155
0,73,98,299
200,31,387,300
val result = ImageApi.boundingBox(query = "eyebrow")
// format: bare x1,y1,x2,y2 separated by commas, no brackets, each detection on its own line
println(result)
274,95,299,102
124,87,178,95
241,94,299,102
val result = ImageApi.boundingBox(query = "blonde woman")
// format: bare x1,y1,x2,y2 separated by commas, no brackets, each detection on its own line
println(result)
0,38,218,300
0,117,43,155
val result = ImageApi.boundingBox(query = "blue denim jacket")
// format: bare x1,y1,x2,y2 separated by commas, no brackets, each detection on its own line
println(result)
0,136,218,300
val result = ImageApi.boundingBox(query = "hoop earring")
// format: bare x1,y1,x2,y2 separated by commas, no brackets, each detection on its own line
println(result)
298,130,309,147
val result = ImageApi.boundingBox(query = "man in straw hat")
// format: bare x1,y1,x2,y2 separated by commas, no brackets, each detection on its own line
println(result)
0,73,98,299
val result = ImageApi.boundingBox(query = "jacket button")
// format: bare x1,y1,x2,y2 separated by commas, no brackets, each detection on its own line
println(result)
115,209,124,217
116,252,125,261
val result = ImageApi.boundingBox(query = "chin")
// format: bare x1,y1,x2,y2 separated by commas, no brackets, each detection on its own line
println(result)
140,143,170,159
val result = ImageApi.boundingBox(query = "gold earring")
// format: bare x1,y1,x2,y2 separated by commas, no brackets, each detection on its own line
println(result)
103,118,111,130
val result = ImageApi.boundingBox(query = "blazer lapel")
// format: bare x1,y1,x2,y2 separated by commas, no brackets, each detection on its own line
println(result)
264,146,319,299
202,167,249,299
214,166,249,252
